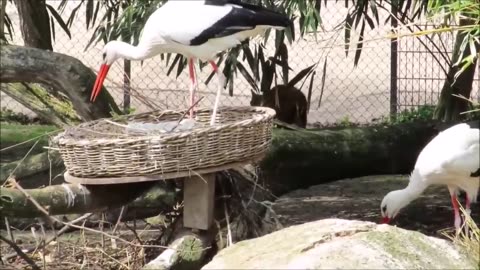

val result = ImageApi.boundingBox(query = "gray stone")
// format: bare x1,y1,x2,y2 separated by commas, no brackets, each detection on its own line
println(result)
203,219,478,269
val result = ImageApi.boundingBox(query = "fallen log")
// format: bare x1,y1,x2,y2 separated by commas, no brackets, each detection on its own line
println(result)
0,121,443,218
1,83,81,127
260,121,444,195
0,151,63,183
0,181,177,217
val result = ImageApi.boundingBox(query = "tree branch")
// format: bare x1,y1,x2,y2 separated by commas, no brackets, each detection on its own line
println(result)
0,234,41,270
0,151,63,183
0,181,178,217
0,83,81,127
0,44,121,121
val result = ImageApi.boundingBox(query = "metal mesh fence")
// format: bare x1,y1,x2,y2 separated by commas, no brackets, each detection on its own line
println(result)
397,24,480,112
1,1,478,125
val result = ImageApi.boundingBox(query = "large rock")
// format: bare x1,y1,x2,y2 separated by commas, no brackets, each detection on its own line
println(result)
203,219,478,269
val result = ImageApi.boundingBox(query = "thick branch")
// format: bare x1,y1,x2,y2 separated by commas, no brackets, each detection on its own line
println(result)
0,45,121,121
0,151,62,183
0,182,177,217
260,121,446,195
1,83,80,127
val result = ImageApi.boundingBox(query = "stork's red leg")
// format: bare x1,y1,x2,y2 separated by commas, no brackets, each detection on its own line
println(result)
464,194,472,235
209,60,225,126
188,58,197,118
465,194,471,214
450,192,461,232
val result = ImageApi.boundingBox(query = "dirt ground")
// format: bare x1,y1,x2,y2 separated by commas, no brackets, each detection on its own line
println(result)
268,175,479,239
1,174,478,269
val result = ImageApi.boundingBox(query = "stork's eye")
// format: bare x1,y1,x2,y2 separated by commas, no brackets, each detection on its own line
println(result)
382,206,387,213
102,52,106,60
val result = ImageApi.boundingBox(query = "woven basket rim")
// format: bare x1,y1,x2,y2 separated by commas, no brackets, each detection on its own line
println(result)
55,106,276,146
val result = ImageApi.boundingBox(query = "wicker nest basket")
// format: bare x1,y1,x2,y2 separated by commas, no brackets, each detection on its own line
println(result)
53,106,275,179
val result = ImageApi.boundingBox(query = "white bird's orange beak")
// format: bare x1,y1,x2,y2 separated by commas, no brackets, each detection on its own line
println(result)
381,217,391,224
90,64,111,102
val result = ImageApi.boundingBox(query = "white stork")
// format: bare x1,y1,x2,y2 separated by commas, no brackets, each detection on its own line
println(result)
380,121,480,232
90,0,292,124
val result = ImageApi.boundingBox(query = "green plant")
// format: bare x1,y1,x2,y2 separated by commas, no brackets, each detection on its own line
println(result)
236,42,317,101
373,105,436,125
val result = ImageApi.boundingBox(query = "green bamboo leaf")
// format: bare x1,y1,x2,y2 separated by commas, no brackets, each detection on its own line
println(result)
236,61,259,92
167,54,181,76
287,64,316,87
176,56,186,78
277,43,289,84
50,17,56,43
317,58,327,109
363,12,375,29
242,45,255,71
353,21,366,67
90,1,101,29
66,2,83,28
46,4,71,39
86,0,94,29
344,13,353,56
369,0,379,25
306,70,315,114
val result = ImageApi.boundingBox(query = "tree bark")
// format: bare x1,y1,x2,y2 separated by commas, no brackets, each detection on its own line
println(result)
0,181,177,218
259,121,446,195
0,83,81,127
0,152,62,183
434,17,480,121
0,45,121,121
0,0,7,42
13,0,52,50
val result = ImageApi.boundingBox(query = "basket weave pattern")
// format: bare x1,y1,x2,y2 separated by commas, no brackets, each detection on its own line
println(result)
55,106,275,178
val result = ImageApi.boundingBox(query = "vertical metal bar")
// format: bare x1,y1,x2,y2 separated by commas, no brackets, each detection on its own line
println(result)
390,0,398,119
123,59,131,113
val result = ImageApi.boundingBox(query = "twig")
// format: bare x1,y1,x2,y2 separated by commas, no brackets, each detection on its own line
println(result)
111,206,126,249
170,96,205,132
2,213,94,261
95,247,129,270
2,140,40,187
123,223,144,245
0,234,41,270
9,180,169,250
4,217,14,242
0,129,61,152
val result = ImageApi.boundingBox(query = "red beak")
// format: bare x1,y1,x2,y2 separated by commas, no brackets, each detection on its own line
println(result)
90,64,110,102
381,217,391,224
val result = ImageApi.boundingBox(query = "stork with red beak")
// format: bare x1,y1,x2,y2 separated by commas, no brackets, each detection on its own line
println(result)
90,0,292,124
380,121,479,232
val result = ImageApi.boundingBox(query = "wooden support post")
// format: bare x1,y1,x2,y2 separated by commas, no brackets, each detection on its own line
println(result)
183,173,216,230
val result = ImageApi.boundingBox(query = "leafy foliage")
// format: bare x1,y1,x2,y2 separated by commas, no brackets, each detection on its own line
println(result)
236,42,316,97
426,0,480,79
0,0,72,46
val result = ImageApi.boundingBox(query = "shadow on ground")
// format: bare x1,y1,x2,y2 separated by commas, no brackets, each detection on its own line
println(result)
269,175,479,238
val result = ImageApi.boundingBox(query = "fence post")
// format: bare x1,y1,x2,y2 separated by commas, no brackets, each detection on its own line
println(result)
390,0,398,120
123,59,131,113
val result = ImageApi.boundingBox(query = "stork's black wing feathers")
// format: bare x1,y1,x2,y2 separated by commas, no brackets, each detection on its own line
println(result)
190,0,291,46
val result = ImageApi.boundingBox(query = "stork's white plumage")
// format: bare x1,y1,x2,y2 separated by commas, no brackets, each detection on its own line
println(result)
90,0,292,124
380,121,480,231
